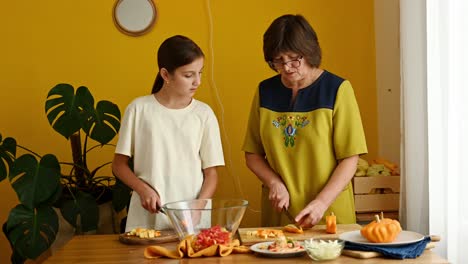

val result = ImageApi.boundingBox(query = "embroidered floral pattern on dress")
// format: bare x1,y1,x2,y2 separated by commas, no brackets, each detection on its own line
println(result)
272,115,310,147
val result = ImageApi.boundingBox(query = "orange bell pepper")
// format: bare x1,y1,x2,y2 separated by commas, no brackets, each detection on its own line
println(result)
326,212,337,234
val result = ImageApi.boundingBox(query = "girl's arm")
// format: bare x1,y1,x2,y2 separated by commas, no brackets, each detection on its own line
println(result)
112,153,160,213
198,166,218,199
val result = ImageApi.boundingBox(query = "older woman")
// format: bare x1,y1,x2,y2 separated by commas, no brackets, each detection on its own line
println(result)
243,14,367,227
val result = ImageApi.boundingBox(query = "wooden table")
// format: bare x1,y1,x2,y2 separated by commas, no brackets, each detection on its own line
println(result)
44,234,449,264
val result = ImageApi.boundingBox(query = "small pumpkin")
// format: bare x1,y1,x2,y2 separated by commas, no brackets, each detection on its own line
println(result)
360,212,402,243
325,212,337,234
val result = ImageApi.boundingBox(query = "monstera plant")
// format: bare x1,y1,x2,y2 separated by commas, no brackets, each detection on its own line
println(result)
0,83,132,263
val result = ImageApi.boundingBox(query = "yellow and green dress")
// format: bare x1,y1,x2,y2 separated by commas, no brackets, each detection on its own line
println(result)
242,71,367,226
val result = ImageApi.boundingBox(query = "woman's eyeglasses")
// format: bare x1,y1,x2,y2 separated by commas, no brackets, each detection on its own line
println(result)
268,56,303,70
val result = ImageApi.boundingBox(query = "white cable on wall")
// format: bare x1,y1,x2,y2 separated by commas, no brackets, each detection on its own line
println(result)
204,0,242,196
204,0,260,214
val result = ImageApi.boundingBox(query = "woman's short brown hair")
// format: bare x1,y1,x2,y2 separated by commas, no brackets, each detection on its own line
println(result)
263,14,322,70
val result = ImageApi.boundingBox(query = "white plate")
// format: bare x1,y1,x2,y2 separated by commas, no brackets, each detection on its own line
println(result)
250,241,306,258
339,230,425,246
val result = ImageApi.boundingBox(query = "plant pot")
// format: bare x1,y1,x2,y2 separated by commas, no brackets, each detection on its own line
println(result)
50,201,118,253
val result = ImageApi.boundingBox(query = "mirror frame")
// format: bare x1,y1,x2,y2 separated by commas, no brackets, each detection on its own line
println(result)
112,0,157,37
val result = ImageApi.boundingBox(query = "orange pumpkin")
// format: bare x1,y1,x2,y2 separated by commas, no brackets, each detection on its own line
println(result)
360,212,402,243
325,212,337,234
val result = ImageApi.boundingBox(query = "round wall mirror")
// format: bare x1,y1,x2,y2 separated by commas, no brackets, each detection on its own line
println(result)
113,0,157,37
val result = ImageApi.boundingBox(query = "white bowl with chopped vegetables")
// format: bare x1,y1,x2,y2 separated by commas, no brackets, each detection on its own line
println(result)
304,239,344,261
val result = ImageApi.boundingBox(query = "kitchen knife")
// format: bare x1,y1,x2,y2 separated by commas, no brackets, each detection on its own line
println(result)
283,207,300,228
156,204,167,215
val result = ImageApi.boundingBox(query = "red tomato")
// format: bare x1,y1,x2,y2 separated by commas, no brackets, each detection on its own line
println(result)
193,225,231,251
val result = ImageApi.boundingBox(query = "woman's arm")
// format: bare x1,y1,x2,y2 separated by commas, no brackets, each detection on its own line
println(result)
198,166,218,199
296,155,359,227
245,152,289,211
112,153,160,213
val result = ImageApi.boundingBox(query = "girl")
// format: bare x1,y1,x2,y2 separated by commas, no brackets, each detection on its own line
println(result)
112,35,225,231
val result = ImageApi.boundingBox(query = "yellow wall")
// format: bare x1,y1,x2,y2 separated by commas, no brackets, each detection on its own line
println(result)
0,0,377,261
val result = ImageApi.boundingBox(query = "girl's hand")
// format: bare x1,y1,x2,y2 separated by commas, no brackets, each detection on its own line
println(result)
296,199,327,228
268,182,290,212
136,183,161,214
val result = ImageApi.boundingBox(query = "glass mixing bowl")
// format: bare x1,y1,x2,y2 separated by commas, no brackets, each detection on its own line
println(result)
162,198,248,242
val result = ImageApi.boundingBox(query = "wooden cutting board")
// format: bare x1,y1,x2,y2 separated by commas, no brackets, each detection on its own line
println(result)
239,224,440,259
118,230,179,245
238,223,361,246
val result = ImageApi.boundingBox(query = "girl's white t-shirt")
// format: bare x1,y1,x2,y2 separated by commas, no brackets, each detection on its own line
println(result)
115,95,225,231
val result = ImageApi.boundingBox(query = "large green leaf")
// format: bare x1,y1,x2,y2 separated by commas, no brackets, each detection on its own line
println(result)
44,183,63,206
2,222,27,264
45,84,121,145
0,135,16,182
74,86,95,112
45,83,83,139
9,154,61,208
60,191,99,232
78,99,121,144
6,205,58,260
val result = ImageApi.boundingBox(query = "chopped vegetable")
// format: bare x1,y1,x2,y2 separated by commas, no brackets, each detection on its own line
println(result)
251,229,284,239
192,225,231,251
304,239,343,260
326,212,337,234
267,236,304,252
127,228,161,238
283,224,304,234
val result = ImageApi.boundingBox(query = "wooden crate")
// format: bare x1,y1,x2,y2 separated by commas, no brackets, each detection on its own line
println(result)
354,193,399,212
353,176,400,194
353,176,400,213
355,211,399,222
